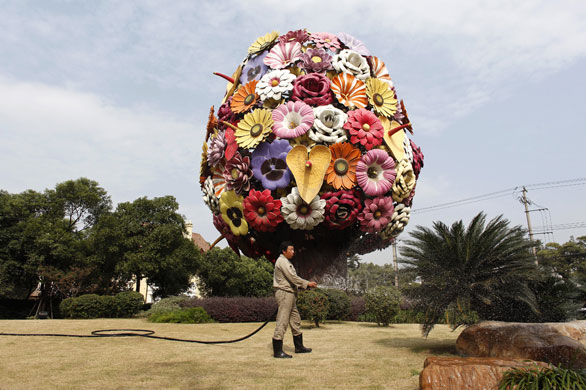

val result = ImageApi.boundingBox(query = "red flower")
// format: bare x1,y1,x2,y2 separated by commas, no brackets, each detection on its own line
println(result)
410,139,424,178
291,73,333,106
224,128,238,161
344,108,384,150
243,189,284,232
321,190,362,230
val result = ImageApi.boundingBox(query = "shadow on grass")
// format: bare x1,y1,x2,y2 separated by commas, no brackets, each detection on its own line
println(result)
374,337,458,356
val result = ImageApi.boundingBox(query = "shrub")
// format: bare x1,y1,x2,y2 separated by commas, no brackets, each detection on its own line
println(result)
113,291,144,317
499,364,586,390
148,307,214,324
323,288,351,320
364,286,401,326
144,295,190,318
60,294,112,319
182,297,278,323
297,289,330,327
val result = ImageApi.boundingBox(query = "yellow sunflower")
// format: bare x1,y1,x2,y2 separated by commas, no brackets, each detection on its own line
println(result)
235,109,273,148
220,190,248,236
366,78,397,118
248,31,279,55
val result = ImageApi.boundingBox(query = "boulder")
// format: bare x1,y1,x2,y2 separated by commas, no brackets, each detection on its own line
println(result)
420,356,547,390
456,321,586,368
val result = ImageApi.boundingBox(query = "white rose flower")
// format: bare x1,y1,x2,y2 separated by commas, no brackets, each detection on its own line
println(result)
280,187,326,230
403,135,414,163
380,203,410,239
309,104,348,144
332,49,370,81
255,69,296,101
391,159,416,202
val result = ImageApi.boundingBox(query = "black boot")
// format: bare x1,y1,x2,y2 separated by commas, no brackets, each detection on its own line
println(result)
293,334,312,353
272,338,292,358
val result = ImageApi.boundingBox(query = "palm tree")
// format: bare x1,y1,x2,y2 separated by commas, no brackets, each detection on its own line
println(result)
401,212,539,336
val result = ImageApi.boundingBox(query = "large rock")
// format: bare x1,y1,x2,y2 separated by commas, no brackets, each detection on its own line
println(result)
456,321,586,368
420,357,547,390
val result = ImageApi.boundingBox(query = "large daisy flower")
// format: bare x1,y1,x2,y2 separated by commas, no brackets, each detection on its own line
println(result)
369,56,393,88
207,130,226,167
337,32,371,56
366,78,397,118
279,29,310,45
332,49,370,80
272,101,314,138
311,32,341,51
357,196,394,233
223,152,253,194
239,51,269,86
235,109,273,148
202,176,220,214
326,142,360,190
309,104,348,144
264,42,302,69
220,190,248,236
321,190,362,230
356,149,396,196
231,80,259,114
248,31,279,55
280,187,326,230
330,73,367,109
243,189,284,232
344,108,384,150
256,69,296,101
299,48,332,73
391,158,416,202
251,139,292,190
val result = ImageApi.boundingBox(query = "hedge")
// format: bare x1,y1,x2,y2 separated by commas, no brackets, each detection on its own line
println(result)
181,297,278,323
60,291,144,319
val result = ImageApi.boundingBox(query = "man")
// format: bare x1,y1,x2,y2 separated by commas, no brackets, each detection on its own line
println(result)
272,241,318,358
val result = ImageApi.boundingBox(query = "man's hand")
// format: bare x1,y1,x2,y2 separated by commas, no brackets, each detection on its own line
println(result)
308,281,318,288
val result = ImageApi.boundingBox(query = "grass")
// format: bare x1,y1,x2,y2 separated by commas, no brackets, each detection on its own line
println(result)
0,319,462,390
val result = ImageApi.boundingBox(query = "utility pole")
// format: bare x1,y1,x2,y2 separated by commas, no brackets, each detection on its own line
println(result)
522,187,538,264
392,239,399,288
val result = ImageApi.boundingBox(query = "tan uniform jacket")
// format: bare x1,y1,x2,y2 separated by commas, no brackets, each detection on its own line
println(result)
273,254,309,293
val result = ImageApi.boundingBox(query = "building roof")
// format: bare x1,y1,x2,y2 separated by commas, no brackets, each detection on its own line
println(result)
192,232,211,252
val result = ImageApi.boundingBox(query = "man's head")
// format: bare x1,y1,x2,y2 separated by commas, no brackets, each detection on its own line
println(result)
280,241,294,259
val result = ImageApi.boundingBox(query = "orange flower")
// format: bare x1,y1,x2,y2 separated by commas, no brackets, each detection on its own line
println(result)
330,73,367,109
326,143,361,189
231,80,259,113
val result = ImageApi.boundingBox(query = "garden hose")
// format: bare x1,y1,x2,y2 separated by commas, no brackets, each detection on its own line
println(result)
0,308,278,344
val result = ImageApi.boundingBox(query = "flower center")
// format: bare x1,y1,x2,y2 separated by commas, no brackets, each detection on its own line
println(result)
231,168,239,180
257,206,266,216
244,93,255,105
271,78,280,87
321,112,335,128
334,158,349,175
367,167,379,179
298,204,310,215
362,123,371,131
226,207,243,226
250,123,263,137
311,55,322,63
247,66,261,81
325,38,331,42
348,53,362,67
374,210,382,219
373,93,384,106
335,205,350,221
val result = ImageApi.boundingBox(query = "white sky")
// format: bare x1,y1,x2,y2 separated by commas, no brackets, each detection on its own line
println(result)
1,0,585,265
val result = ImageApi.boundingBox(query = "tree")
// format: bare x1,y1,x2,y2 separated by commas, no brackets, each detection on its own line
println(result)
93,196,201,298
196,247,273,297
401,212,539,336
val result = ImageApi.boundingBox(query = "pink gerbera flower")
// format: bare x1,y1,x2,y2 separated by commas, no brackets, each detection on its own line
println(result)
357,196,394,233
272,101,314,138
311,32,341,51
264,42,302,69
356,149,396,196
344,108,384,150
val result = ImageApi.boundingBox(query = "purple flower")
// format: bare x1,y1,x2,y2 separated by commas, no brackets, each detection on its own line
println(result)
251,140,292,190
299,48,333,73
337,32,371,56
239,51,269,86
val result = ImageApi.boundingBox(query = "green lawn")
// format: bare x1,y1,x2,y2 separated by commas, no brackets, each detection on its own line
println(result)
0,319,462,390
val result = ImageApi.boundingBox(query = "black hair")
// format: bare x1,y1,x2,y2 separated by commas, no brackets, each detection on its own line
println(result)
280,241,294,254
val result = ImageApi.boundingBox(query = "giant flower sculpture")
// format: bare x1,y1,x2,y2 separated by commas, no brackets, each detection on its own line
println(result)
200,29,425,282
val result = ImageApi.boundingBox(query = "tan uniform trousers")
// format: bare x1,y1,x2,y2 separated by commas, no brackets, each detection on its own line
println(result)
273,289,302,340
